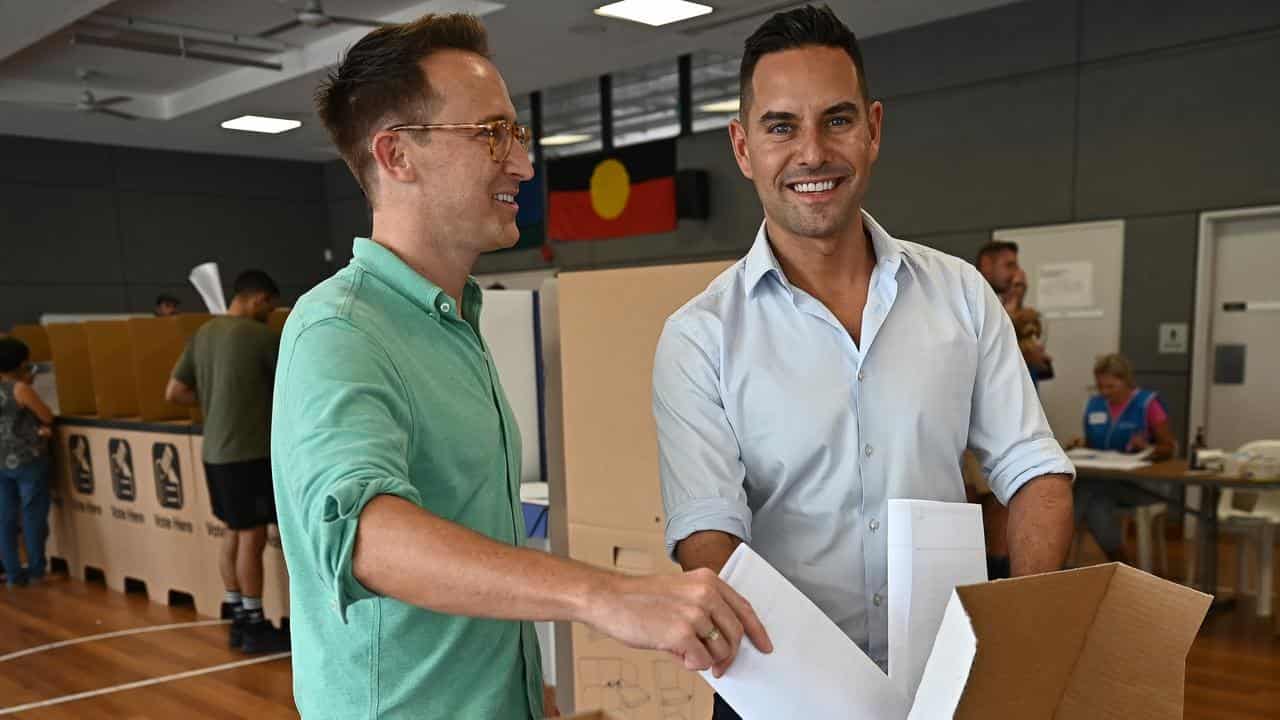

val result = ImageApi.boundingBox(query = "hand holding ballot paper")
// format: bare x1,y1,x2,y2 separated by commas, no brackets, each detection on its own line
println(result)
701,500,1212,720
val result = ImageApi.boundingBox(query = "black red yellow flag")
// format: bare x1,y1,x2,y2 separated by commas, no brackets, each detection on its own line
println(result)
547,138,677,241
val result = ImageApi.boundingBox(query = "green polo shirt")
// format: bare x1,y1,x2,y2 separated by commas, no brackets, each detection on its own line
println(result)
271,237,543,720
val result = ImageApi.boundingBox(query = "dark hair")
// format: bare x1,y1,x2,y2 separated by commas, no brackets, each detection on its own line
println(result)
975,240,1019,266
233,270,280,299
315,13,490,201
739,4,869,119
0,336,30,374
155,294,180,307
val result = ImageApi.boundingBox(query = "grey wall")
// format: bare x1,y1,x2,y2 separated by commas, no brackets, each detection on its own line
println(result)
472,0,1280,445
0,136,334,330
324,159,370,267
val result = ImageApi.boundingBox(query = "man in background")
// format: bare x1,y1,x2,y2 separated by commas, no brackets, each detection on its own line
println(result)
154,294,181,317
166,270,288,654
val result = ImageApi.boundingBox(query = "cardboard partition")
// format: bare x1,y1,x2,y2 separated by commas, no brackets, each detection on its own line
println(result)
46,323,96,416
912,563,1212,720
188,434,231,617
130,428,210,609
176,314,214,423
9,324,52,362
84,321,140,419
186,434,289,620
557,262,731,533
45,433,80,575
567,523,713,720
127,318,192,422
62,426,134,590
263,524,290,625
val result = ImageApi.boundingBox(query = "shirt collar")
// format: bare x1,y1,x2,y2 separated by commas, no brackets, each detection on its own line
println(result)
351,237,482,322
743,210,906,297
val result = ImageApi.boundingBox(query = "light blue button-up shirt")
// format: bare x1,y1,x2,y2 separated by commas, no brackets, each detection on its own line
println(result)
653,211,1074,667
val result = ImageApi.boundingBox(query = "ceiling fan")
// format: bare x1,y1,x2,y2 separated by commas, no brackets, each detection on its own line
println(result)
260,0,387,38
4,71,138,120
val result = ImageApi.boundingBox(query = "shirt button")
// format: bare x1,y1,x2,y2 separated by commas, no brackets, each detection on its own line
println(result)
857,370,865,382
864,444,874,458
441,303,451,313
873,594,883,607
869,518,880,532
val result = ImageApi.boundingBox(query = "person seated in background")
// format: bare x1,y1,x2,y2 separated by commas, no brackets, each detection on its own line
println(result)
1069,352,1176,563
0,337,55,587
154,294,181,317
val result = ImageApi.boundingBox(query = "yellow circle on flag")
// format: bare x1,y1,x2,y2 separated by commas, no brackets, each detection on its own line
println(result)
589,158,630,220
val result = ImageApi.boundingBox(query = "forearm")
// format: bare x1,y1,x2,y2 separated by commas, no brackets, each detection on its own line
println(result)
674,530,742,575
352,494,608,625
1006,474,1074,576
164,378,198,407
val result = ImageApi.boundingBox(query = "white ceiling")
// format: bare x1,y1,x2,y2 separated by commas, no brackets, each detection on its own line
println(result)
0,0,1022,162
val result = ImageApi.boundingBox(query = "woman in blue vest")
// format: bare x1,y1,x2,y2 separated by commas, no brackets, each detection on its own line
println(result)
1069,353,1176,563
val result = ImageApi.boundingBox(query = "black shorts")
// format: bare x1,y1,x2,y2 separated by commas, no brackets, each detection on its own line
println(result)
204,458,277,530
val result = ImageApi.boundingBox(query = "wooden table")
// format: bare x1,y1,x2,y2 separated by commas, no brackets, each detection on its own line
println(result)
1074,459,1280,613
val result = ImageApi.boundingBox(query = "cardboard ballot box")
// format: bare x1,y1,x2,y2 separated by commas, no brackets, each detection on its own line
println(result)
913,562,1210,719
709,500,1211,720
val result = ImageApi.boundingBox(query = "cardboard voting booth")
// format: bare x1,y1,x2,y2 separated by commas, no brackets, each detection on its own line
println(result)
127,317,193,422
8,324,51,362
557,262,733,533
568,524,715,720
547,262,732,717
84,321,140,419
46,323,96,416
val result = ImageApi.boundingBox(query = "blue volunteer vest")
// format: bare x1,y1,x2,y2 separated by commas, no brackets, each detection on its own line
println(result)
1084,388,1157,452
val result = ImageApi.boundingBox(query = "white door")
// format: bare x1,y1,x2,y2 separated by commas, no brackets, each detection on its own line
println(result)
993,220,1125,440
1200,211,1280,451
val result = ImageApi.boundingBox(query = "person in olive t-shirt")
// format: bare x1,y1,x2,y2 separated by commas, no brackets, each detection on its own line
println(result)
167,269,289,654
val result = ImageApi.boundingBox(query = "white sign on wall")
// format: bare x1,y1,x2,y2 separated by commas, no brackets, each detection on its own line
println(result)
1037,261,1095,310
1159,322,1189,354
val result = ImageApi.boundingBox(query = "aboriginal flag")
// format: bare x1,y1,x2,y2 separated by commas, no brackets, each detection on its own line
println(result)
547,138,677,241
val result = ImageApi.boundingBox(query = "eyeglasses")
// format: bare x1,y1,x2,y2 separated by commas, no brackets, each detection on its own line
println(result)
384,119,532,162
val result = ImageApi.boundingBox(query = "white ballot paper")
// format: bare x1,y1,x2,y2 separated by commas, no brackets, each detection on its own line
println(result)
704,500,987,720
189,261,228,314
701,544,909,719
887,499,987,704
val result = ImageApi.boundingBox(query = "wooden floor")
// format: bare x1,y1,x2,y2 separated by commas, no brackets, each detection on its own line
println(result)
1,540,1278,719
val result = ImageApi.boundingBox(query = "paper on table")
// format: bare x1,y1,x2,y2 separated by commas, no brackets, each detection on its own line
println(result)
887,499,987,705
189,262,227,314
702,544,908,720
1067,447,1153,471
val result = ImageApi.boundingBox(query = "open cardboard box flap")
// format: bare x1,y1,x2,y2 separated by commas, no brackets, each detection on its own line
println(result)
913,562,1212,719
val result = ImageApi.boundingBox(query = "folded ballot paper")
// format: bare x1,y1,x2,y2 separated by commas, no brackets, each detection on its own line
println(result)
703,499,1212,720
189,261,228,314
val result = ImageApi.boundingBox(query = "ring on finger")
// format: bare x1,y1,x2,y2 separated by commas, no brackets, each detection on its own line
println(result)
700,627,722,643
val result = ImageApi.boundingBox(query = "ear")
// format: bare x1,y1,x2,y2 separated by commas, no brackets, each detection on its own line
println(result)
370,131,417,184
729,118,753,180
865,99,884,166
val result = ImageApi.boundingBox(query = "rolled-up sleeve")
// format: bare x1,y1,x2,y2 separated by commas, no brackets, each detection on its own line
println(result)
275,318,422,621
965,273,1075,505
652,318,751,559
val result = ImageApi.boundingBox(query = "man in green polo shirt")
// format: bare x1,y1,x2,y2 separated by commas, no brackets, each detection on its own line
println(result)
273,13,771,720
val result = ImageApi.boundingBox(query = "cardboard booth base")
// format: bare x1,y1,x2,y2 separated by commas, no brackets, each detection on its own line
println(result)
568,523,714,720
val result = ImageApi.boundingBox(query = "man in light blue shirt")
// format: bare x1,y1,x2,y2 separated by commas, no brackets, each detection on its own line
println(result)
653,10,1074,717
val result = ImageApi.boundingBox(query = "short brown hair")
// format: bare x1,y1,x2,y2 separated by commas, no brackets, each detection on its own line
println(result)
1094,353,1136,387
739,5,870,120
975,240,1018,266
315,14,489,201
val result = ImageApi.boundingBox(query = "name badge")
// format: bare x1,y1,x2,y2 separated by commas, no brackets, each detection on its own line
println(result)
1088,411,1109,425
